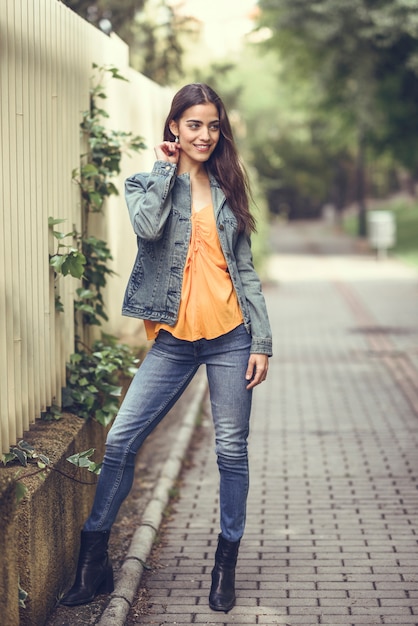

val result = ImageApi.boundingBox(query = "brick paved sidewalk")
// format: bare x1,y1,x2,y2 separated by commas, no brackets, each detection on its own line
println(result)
129,221,418,626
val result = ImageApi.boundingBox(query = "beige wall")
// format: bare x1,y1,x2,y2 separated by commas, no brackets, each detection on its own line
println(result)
0,0,172,453
102,68,173,341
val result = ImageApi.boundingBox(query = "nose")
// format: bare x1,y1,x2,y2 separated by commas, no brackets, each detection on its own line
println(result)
199,126,210,141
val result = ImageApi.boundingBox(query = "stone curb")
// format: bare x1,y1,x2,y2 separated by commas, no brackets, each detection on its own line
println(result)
97,372,208,626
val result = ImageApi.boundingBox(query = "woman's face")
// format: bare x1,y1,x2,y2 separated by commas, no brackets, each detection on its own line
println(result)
170,102,220,167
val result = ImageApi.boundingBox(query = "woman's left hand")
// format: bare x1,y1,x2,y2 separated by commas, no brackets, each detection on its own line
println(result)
245,354,269,390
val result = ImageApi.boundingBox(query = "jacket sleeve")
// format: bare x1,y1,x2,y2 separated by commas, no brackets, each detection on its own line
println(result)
234,231,273,356
125,161,177,241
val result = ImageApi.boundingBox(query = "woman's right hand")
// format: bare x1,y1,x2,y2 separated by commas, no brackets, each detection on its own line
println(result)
154,141,181,164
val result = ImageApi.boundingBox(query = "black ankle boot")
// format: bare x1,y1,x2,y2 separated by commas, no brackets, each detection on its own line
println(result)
209,534,240,612
60,530,114,606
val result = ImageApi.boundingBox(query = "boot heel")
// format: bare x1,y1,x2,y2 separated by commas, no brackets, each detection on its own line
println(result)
99,567,114,594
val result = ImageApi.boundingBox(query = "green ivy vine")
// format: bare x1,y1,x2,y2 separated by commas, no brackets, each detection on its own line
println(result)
49,64,145,427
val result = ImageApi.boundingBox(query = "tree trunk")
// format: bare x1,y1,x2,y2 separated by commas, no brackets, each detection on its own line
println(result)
356,130,367,237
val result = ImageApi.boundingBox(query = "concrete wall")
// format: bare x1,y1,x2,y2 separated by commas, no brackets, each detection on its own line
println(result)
0,414,108,626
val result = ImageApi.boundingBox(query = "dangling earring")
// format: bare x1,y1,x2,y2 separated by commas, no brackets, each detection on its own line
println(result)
175,135,179,143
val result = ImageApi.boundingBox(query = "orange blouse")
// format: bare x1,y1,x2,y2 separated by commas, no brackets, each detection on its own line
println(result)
144,204,243,341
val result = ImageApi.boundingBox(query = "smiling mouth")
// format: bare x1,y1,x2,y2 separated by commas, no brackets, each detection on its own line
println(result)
194,144,211,151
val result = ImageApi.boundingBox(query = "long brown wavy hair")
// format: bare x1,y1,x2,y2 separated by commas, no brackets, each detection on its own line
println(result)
163,83,256,233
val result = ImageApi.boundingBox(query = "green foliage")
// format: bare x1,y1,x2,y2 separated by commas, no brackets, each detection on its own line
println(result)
72,66,145,328
391,201,418,267
15,481,28,505
254,0,418,219
49,217,116,326
49,218,86,281
62,336,139,427
76,237,115,326
2,440,52,505
62,0,187,85
42,404,62,422
67,448,102,475
125,0,190,85
18,578,28,609
75,67,145,216
2,440,51,470
49,65,145,425
60,0,147,37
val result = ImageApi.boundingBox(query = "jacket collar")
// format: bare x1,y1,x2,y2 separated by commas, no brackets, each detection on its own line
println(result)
176,172,226,215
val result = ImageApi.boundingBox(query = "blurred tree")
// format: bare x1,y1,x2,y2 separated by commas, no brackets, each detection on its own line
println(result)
257,0,377,231
60,0,188,85
128,0,194,85
368,2,418,175
225,46,344,220
257,0,418,230
61,0,145,33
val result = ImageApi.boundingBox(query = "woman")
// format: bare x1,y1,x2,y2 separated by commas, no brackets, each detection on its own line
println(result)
61,83,272,613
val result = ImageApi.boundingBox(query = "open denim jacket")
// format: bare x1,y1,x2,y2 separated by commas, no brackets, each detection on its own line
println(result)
122,161,272,356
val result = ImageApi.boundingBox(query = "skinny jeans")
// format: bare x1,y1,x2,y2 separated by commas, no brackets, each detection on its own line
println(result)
84,324,253,542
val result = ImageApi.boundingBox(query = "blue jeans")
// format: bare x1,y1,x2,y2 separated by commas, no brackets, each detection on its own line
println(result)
84,324,253,542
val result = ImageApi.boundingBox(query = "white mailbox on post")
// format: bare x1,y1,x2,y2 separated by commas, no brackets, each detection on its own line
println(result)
367,210,396,258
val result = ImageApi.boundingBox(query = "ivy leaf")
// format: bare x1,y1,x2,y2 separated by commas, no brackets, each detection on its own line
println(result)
11,448,27,467
88,462,102,475
75,303,96,315
106,182,119,196
66,454,90,468
67,448,96,469
78,457,92,468
48,217,67,227
16,482,28,504
107,385,122,397
42,404,62,422
18,440,35,455
55,295,65,313
108,67,128,82
95,409,116,427
52,230,73,241
1,452,16,465
75,288,95,300
79,448,96,458
61,251,86,278
81,163,99,178
49,254,66,273
89,191,104,210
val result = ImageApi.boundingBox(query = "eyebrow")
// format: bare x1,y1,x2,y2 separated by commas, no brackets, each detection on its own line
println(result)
186,118,220,123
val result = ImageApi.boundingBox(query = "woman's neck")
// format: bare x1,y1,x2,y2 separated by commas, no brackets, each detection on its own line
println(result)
177,158,208,179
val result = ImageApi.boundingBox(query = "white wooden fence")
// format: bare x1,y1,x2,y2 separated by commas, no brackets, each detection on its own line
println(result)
0,0,172,453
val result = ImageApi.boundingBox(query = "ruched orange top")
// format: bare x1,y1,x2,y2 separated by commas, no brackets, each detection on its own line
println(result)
144,204,243,341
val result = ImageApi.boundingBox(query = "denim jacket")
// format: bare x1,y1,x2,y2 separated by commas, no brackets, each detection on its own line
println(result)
122,161,272,356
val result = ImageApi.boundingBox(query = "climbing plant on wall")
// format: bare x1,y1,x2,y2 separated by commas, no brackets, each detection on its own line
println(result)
49,64,146,427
